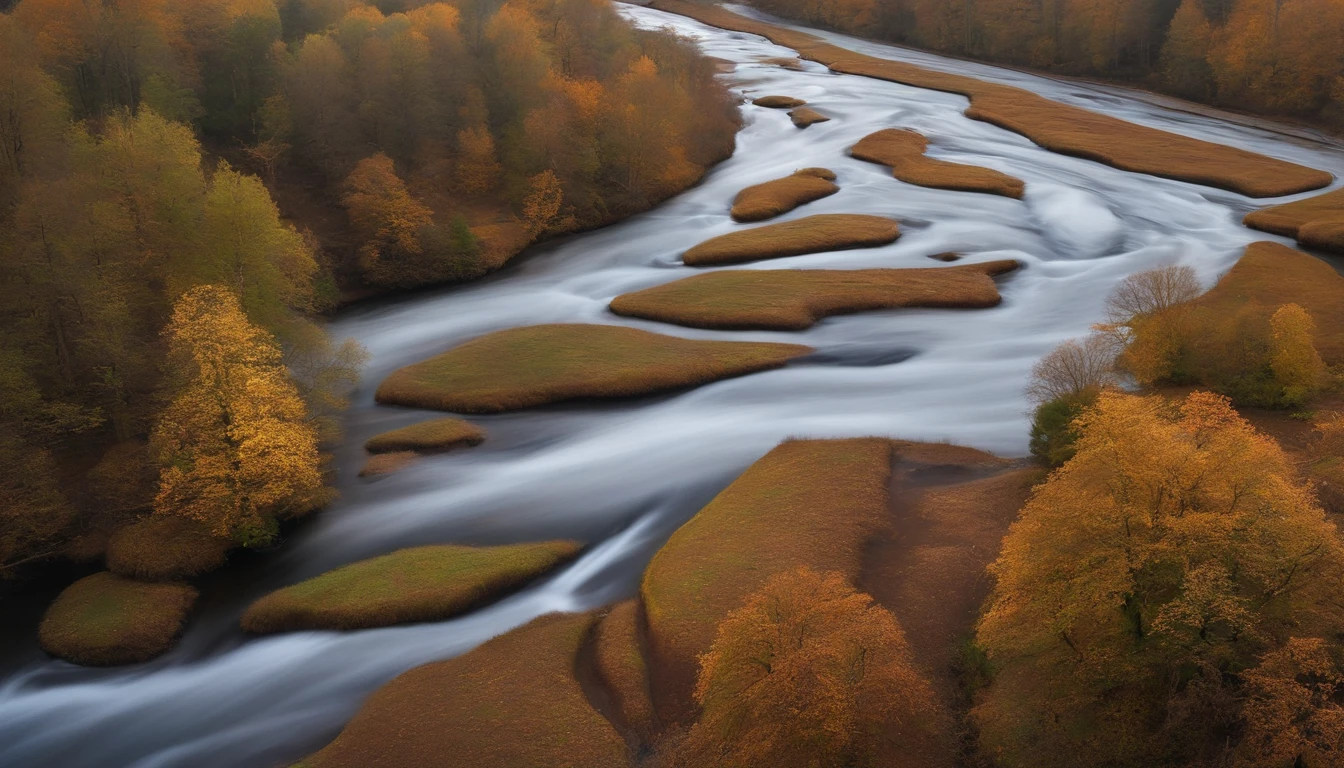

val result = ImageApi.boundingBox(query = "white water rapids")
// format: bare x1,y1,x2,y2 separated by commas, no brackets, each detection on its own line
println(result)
3,4,1344,765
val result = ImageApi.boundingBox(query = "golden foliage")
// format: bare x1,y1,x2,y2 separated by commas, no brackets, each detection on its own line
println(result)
1270,303,1327,406
455,125,502,196
1237,637,1344,767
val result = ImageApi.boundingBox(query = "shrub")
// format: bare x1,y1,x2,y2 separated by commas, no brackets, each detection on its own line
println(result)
105,516,231,581
1028,391,1096,468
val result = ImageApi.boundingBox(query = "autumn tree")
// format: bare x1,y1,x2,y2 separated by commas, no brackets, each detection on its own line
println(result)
0,16,67,210
976,391,1344,765
521,169,570,237
1269,303,1326,406
1026,334,1116,466
1237,638,1344,766
1160,0,1214,98
454,125,501,195
672,568,948,768
150,285,324,544
341,152,440,287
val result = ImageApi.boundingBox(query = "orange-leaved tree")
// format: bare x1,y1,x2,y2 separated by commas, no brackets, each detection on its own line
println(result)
671,567,947,768
1236,637,1344,767
150,285,324,544
342,152,434,288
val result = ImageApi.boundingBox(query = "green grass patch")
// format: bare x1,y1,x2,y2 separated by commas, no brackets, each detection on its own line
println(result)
364,417,486,453
610,261,1019,330
300,612,627,768
851,128,1025,198
39,572,197,666
682,214,899,266
241,541,583,633
1244,187,1344,254
105,516,231,581
730,167,838,222
375,324,812,413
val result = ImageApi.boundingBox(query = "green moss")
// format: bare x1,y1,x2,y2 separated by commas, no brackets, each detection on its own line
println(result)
39,572,198,666
241,541,584,633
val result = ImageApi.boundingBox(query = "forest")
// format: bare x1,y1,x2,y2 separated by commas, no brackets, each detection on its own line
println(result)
0,0,737,579
742,0,1344,126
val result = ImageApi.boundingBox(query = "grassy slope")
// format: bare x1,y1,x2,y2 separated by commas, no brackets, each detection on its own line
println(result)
1190,241,1344,364
1244,187,1344,253
105,516,230,581
39,572,197,666
610,260,1020,330
375,324,812,413
241,541,583,633
593,600,658,744
682,213,900,266
299,612,628,768
640,438,892,721
649,0,1330,198
364,417,487,453
852,128,1026,198
730,167,839,222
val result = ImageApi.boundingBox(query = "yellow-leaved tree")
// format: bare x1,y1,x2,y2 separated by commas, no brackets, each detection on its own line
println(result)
1269,303,1326,406
150,286,325,544
976,390,1344,766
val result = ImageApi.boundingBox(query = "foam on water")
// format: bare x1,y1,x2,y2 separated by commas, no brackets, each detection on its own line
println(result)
2,4,1342,765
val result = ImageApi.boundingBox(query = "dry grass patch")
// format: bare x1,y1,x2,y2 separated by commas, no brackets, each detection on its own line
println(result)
683,213,900,266
105,516,230,581
789,106,830,127
39,572,197,666
730,167,838,222
610,260,1019,331
594,600,658,743
242,541,582,633
649,0,1330,198
375,324,811,413
358,451,418,477
752,94,805,107
1244,187,1344,253
365,417,486,453
852,128,1025,198
641,438,892,721
758,57,803,70
299,612,627,768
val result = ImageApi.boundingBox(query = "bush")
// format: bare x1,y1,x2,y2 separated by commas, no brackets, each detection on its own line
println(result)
1028,391,1096,468
105,516,231,581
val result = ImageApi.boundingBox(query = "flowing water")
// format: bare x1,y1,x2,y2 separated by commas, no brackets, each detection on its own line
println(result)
3,5,1344,766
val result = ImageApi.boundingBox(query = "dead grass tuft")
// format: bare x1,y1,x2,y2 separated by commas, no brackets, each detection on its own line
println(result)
610,261,1020,330
299,613,628,768
730,167,839,222
852,128,1025,198
752,94,805,108
39,572,197,666
683,213,900,266
365,417,486,453
594,600,658,744
1244,188,1344,253
375,324,811,413
105,516,231,581
650,0,1331,198
789,106,830,127
241,541,583,633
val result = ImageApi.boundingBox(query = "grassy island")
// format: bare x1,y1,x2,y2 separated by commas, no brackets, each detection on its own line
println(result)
610,261,1020,330
789,106,830,127
752,94,805,107
1244,187,1344,253
852,128,1025,198
731,168,838,222
364,417,486,453
39,572,197,666
105,516,230,581
241,541,583,633
375,324,812,413
682,214,900,266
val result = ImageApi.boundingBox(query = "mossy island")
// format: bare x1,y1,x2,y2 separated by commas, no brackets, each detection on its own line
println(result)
39,572,198,666
852,128,1026,198
375,324,812,413
730,167,838,222
241,541,583,633
682,213,900,266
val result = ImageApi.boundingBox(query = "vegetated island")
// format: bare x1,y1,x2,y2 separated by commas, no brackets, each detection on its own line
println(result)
648,0,1331,198
852,128,1026,198
752,94,806,107
682,213,900,266
730,167,839,222
364,417,487,454
375,324,812,413
39,572,198,666
241,541,583,633
609,260,1020,330
1244,187,1344,254
789,106,830,127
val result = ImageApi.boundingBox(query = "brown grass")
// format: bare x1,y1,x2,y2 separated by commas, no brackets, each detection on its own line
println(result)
299,613,627,768
358,451,418,477
38,572,197,666
649,0,1331,198
758,57,804,70
682,213,900,266
609,260,1020,331
852,128,1025,198
593,600,658,744
241,541,583,634
105,516,231,581
375,324,812,413
1244,188,1344,253
752,94,805,107
365,417,486,453
730,167,839,222
1187,241,1344,364
789,106,830,127
641,438,892,722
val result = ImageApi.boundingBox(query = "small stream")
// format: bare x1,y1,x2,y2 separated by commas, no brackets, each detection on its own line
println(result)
2,4,1343,766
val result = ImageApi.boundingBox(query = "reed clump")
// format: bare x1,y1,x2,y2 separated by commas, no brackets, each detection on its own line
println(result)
682,214,900,266
730,167,839,222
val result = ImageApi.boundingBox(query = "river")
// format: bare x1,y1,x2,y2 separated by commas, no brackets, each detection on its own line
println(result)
2,4,1342,766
